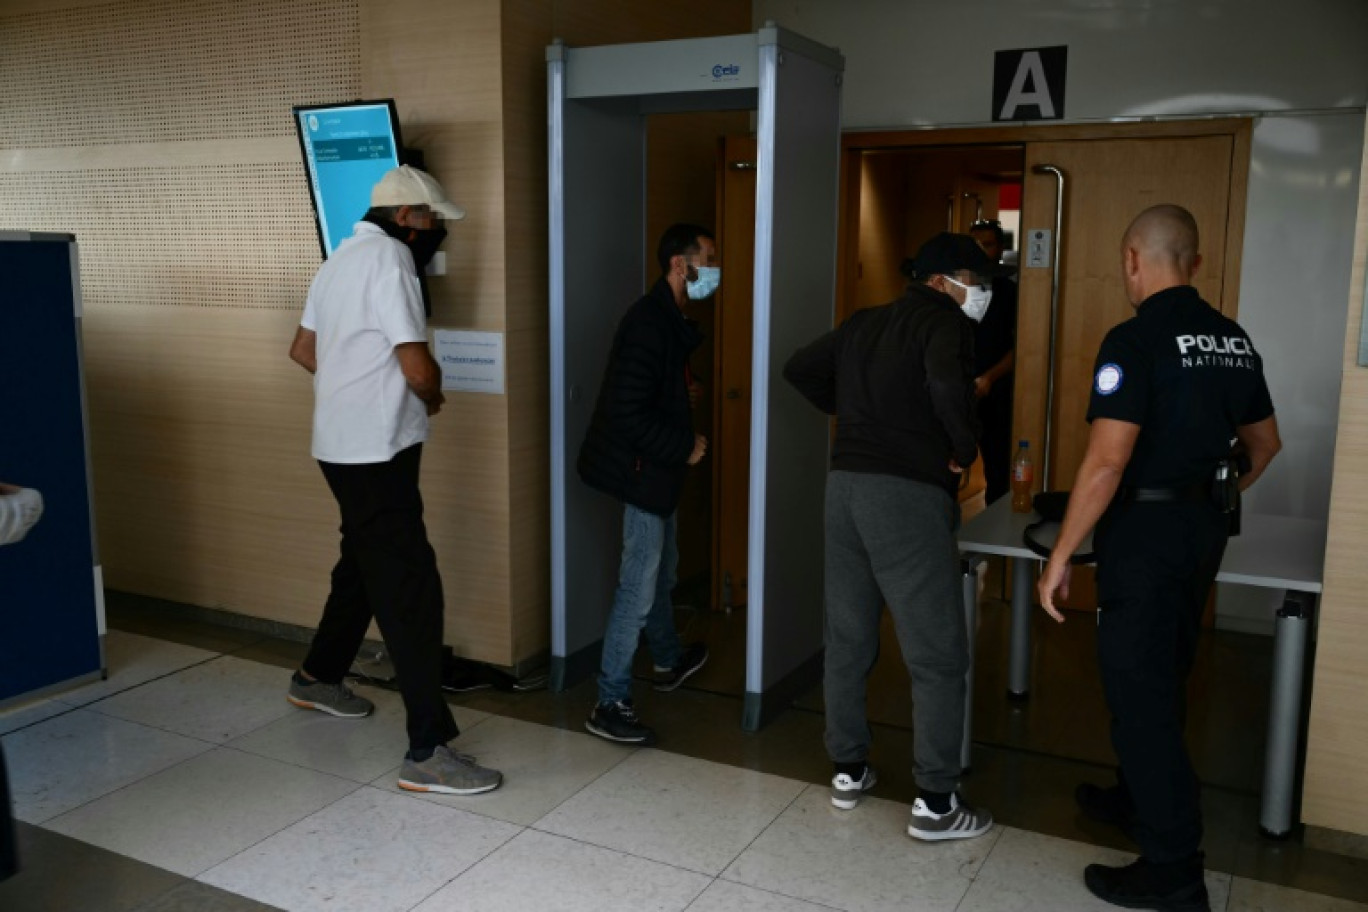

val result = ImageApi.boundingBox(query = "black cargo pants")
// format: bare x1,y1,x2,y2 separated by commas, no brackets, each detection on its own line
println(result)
1093,500,1229,863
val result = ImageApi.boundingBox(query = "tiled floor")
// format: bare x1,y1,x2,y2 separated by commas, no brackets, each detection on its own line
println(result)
1,593,1366,911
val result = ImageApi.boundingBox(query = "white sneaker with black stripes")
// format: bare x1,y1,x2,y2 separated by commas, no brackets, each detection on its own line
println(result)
906,793,994,841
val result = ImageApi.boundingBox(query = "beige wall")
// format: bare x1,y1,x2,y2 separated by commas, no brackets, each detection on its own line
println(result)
1304,116,1368,838
0,0,749,669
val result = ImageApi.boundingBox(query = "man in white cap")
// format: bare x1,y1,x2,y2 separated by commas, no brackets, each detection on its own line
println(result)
286,165,501,795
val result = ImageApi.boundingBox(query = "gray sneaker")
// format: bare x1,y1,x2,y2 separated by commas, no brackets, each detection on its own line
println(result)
907,794,993,841
831,765,877,809
398,745,502,795
287,673,374,718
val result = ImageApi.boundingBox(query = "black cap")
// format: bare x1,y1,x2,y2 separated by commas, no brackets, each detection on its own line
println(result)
902,232,993,282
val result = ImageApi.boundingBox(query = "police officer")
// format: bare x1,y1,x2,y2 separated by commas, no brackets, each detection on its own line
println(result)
1037,204,1281,911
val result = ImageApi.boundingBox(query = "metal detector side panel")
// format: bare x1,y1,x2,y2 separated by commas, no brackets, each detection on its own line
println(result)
549,69,647,689
745,43,843,727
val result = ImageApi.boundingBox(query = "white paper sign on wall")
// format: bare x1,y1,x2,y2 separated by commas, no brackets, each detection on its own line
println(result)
434,329,505,395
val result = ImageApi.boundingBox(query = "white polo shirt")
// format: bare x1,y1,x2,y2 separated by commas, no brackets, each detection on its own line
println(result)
301,221,430,464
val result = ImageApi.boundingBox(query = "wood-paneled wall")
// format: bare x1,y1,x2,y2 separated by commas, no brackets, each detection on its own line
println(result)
1304,117,1368,837
1,0,751,670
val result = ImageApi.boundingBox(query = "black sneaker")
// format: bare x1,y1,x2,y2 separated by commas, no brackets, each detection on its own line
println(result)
1076,782,1137,835
1084,854,1210,911
585,700,657,745
653,641,709,692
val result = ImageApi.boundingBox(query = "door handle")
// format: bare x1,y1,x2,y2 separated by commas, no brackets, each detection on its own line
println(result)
725,388,742,400
1032,163,1066,491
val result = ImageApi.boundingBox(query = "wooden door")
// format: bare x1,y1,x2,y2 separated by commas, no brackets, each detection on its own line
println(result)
713,134,757,612
1015,135,1242,608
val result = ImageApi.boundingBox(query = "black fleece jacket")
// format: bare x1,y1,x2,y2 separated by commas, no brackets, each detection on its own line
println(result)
784,282,980,497
577,277,702,516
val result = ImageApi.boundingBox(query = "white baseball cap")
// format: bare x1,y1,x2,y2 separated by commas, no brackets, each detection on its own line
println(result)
370,165,465,220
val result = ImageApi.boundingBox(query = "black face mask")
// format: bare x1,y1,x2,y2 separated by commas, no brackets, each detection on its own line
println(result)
406,227,448,271
363,214,447,271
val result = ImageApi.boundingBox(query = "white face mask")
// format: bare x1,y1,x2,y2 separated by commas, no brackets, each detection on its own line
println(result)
943,276,993,323
686,266,721,300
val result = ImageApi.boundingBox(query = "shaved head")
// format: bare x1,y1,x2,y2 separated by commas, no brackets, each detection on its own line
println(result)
1123,204,1200,272
1119,204,1202,305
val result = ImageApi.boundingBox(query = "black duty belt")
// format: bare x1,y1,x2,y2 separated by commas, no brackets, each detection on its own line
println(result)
1118,483,1209,504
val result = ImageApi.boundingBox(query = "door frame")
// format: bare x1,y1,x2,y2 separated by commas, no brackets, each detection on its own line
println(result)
837,119,1252,617
837,119,1253,326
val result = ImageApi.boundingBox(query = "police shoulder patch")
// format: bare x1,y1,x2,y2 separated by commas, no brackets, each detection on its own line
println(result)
1095,363,1123,396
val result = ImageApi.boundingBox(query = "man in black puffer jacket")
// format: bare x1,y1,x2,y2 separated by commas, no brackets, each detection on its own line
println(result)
577,224,714,746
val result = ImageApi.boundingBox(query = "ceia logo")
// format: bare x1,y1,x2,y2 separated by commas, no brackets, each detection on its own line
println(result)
307,114,319,132
712,63,740,78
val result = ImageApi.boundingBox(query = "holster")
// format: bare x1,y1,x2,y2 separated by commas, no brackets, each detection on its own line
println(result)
1212,457,1242,535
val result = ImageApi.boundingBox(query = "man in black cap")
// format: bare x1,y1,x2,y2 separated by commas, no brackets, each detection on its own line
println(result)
784,232,995,842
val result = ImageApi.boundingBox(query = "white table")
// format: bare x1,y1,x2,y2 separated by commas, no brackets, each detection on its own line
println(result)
957,497,1325,838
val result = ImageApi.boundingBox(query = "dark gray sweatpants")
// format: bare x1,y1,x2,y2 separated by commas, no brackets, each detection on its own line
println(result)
823,470,967,795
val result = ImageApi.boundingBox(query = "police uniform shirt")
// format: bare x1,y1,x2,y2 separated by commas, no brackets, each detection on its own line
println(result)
1086,285,1274,488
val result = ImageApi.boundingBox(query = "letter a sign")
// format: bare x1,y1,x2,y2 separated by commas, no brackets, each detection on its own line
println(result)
993,46,1067,122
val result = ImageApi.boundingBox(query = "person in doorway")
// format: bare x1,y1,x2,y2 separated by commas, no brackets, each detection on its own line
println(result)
1037,205,1280,911
0,480,44,883
576,223,714,746
968,218,1019,504
783,232,995,842
287,165,501,796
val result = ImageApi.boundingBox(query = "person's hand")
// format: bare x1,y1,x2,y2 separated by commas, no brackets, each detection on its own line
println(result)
687,434,708,466
1037,557,1070,623
687,381,704,409
948,460,965,474
425,392,446,416
973,375,992,399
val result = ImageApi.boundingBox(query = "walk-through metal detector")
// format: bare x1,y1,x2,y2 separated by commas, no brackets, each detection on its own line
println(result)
548,26,844,729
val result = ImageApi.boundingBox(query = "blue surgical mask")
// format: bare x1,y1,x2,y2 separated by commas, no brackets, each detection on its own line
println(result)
687,266,721,300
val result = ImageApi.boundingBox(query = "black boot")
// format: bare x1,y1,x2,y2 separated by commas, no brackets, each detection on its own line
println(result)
1084,854,1209,911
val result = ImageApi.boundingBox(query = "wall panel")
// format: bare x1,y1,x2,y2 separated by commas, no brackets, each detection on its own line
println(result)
1304,116,1368,838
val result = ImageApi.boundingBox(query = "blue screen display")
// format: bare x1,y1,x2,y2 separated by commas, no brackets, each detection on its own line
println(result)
296,102,402,257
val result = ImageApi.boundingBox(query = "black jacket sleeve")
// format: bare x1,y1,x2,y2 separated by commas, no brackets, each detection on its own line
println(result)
605,317,694,467
783,328,840,415
922,312,980,468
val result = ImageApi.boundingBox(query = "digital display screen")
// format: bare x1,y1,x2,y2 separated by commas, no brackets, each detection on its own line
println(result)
294,100,404,258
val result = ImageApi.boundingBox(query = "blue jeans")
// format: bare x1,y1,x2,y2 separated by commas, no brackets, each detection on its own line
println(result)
597,504,682,704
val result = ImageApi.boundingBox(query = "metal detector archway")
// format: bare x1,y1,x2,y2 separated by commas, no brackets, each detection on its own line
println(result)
548,26,843,730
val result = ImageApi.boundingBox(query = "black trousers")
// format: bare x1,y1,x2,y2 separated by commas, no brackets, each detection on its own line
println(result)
977,380,1013,505
1094,500,1228,863
0,744,15,882
304,443,458,752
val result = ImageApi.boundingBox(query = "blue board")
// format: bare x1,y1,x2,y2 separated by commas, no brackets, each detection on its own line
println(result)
295,100,404,258
0,235,101,702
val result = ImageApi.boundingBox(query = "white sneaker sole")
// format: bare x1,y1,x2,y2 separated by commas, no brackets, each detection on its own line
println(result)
907,818,994,841
397,778,501,796
584,720,655,745
831,770,878,809
653,653,709,692
287,694,371,719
